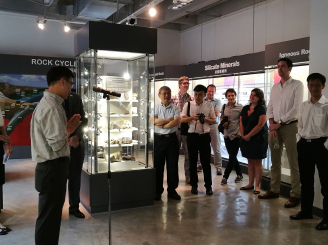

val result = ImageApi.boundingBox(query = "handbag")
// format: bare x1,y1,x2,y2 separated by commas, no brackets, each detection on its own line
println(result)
218,104,228,134
180,102,191,136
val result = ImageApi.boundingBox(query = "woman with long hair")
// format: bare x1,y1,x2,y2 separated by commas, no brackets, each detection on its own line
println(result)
239,88,268,194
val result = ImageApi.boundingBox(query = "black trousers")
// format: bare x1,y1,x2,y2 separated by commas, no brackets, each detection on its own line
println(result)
35,157,69,245
223,137,242,179
187,133,212,188
154,134,179,195
68,143,85,212
297,137,328,220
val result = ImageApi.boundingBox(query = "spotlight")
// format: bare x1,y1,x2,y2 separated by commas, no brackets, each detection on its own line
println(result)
168,0,194,10
149,8,156,17
64,24,70,32
37,20,46,30
123,72,130,80
127,18,137,26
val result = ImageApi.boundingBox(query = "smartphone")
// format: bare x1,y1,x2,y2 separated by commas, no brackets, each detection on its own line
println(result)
3,153,9,164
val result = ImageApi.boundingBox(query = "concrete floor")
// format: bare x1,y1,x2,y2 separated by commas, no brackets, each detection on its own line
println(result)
1,158,328,245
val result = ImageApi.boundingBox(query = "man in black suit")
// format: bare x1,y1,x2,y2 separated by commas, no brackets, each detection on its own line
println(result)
64,92,88,218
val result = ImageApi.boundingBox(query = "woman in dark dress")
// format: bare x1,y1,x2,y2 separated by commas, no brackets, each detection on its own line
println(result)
239,88,268,195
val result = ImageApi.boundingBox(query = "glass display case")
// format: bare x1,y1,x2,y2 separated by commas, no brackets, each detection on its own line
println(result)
76,50,155,175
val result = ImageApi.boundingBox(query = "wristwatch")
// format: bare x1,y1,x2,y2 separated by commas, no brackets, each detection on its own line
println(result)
4,142,10,145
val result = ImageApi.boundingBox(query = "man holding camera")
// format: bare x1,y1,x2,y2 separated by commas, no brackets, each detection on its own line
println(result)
181,85,216,195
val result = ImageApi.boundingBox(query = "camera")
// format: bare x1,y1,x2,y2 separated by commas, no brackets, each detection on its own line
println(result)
198,113,206,124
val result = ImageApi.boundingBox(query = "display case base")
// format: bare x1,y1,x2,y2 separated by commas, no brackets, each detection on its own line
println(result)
80,162,156,214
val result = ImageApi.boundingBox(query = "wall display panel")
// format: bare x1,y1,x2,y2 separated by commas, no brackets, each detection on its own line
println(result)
0,54,75,159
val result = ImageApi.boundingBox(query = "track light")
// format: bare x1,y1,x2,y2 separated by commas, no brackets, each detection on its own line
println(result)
149,8,156,17
168,0,194,10
126,17,137,26
123,72,130,80
37,19,46,30
64,24,70,32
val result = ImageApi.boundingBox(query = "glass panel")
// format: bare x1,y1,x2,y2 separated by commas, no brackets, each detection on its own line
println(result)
79,50,95,174
78,50,154,174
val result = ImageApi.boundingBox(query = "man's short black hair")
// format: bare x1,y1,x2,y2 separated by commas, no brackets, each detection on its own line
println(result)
307,73,326,85
47,66,74,87
194,84,207,94
277,58,293,68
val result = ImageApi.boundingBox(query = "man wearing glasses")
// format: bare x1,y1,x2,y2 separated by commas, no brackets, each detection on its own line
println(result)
31,66,81,245
171,76,193,184
181,85,216,195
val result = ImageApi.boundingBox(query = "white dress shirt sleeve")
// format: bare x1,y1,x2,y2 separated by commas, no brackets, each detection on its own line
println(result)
39,107,67,152
208,103,216,119
181,102,188,118
266,93,274,119
280,82,304,122
174,106,180,118
296,103,304,142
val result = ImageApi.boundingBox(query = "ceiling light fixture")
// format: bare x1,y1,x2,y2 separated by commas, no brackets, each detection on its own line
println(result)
123,72,130,80
149,8,157,17
64,23,70,32
126,17,137,26
36,19,46,30
168,0,193,10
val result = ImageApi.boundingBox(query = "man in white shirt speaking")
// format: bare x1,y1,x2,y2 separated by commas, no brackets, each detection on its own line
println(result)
181,85,216,195
259,58,303,208
290,73,328,231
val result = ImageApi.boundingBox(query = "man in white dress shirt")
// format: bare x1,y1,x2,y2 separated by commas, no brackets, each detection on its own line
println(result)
259,58,303,208
290,73,328,231
181,85,216,195
154,86,181,201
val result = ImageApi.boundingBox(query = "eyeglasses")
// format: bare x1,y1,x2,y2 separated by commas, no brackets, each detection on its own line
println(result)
64,78,74,88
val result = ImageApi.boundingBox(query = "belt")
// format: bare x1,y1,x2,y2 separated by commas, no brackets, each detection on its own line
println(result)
188,132,210,136
154,132,176,138
275,120,298,125
301,137,327,142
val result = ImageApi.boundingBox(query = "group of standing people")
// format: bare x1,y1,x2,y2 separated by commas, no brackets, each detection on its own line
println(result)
154,57,328,231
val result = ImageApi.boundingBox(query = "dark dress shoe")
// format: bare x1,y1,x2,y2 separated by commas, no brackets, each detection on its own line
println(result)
168,192,181,200
284,197,300,208
0,229,7,235
0,227,11,232
206,187,213,195
290,212,313,220
69,209,85,219
315,220,328,230
240,186,254,190
191,186,198,194
154,194,161,201
258,191,279,199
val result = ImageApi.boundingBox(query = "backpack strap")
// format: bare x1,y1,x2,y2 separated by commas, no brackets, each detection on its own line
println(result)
187,101,191,117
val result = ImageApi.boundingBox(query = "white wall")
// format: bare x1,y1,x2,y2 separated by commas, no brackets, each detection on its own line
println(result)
0,11,76,58
156,29,181,66
180,0,311,65
309,0,328,212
